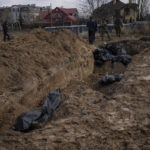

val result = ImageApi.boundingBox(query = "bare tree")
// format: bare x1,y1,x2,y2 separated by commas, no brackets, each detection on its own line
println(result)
1,9,11,23
79,0,109,17
138,0,150,19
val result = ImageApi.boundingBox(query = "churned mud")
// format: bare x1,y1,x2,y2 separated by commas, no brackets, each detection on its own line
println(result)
0,30,150,150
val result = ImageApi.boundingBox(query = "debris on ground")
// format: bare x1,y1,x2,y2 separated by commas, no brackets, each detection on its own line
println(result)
99,73,123,85
112,55,131,66
93,44,132,66
140,36,150,41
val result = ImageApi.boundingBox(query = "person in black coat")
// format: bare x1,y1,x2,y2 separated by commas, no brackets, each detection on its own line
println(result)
2,21,10,42
87,17,97,44
114,17,123,37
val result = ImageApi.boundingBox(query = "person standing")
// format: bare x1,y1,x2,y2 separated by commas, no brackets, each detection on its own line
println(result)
114,17,123,37
100,18,110,41
2,21,10,42
87,17,97,44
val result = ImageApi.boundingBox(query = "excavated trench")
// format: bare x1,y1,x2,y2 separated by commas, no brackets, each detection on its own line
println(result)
88,37,150,93
0,34,150,150
45,37,150,150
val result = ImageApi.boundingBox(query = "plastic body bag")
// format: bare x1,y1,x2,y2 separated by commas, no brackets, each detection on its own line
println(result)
99,74,123,85
93,44,131,66
12,89,61,132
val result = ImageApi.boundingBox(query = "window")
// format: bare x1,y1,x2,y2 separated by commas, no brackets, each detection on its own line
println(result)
52,13,62,18
125,8,130,15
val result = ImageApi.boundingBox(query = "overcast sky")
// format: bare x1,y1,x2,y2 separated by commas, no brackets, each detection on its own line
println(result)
0,0,129,8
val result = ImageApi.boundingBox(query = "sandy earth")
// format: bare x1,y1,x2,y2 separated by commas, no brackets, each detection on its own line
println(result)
0,29,94,131
0,29,150,150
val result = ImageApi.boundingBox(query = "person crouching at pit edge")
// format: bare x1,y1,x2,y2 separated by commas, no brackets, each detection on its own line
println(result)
2,20,10,42
87,16,97,44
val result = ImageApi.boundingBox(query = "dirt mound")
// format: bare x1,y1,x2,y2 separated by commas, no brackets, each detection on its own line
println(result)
0,29,94,130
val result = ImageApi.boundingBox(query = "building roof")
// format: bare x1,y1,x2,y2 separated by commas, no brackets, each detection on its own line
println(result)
93,0,138,19
37,7,78,24
55,7,77,16
39,11,50,19
37,11,50,23
93,0,125,18
61,8,77,15
123,3,138,11
52,7,78,23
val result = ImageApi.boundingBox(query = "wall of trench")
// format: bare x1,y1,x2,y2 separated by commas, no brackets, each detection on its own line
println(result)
0,48,94,130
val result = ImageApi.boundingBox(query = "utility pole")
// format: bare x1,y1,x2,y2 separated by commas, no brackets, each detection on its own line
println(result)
50,2,52,26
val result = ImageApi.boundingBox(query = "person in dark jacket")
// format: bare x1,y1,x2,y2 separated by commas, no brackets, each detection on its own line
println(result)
114,17,123,37
87,17,97,44
2,21,10,42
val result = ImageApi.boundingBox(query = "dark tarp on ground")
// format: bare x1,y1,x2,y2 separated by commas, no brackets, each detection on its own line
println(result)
12,89,61,132
93,48,112,65
104,44,127,55
112,55,132,66
140,37,150,41
99,73,123,85
93,44,131,66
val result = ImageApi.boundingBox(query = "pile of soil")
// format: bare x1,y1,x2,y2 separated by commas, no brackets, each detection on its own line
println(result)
0,29,94,130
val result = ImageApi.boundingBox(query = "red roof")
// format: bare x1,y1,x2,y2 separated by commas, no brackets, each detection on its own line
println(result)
39,11,50,18
37,7,78,25
60,8,77,15
52,7,78,23
37,11,51,23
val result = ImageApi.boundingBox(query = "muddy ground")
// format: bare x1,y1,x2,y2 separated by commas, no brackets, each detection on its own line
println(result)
0,30,150,150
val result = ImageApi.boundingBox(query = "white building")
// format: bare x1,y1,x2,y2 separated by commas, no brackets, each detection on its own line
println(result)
11,5,20,23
